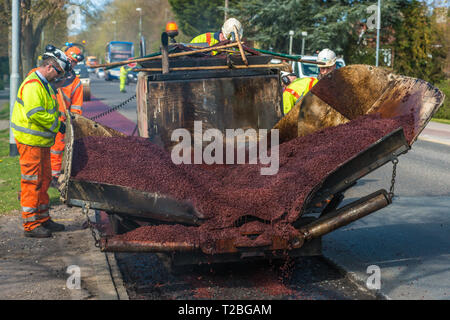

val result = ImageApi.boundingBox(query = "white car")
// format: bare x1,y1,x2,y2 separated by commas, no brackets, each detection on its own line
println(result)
96,68,105,79
291,55,346,79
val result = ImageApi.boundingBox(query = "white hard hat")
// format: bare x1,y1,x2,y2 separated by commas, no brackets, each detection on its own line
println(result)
317,49,337,68
43,46,71,72
222,18,243,40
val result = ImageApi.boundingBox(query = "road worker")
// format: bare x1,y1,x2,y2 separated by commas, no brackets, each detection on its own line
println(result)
50,46,84,182
281,71,317,115
119,65,132,93
190,18,243,54
317,48,337,80
11,47,70,238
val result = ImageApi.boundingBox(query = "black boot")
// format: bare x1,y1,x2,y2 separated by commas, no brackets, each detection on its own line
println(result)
24,225,52,238
42,219,65,232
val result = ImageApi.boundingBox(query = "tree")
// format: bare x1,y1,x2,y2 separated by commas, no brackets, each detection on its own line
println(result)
229,0,402,57
392,0,447,82
0,0,68,78
76,0,179,57
20,0,67,77
168,0,228,37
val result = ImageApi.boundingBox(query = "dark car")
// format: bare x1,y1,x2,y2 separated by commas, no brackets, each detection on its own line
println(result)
127,70,138,83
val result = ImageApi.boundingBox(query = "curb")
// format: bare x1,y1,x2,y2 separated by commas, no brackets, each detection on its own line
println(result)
87,213,129,300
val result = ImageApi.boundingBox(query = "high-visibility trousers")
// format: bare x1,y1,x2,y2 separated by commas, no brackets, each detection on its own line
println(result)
50,131,65,177
16,139,51,231
120,76,126,92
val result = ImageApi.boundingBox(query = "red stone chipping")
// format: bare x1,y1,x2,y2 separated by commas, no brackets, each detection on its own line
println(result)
71,113,415,250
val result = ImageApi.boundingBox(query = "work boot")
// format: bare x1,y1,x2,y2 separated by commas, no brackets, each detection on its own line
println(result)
24,225,52,238
42,219,65,232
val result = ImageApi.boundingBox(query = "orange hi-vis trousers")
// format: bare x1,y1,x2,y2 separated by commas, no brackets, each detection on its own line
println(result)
16,140,51,231
51,81,83,178
50,131,65,177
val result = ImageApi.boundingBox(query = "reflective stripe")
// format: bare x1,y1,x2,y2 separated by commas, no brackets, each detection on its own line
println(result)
22,206,37,213
61,90,70,103
48,106,57,114
16,97,24,105
49,117,59,132
51,149,63,155
285,88,301,100
21,174,38,181
71,82,81,97
52,170,61,174
26,106,45,118
206,32,212,46
308,77,316,90
71,105,82,111
11,123,56,138
38,204,49,211
23,212,49,222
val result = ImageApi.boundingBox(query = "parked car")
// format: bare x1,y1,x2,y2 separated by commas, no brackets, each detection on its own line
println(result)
73,64,91,101
291,55,346,79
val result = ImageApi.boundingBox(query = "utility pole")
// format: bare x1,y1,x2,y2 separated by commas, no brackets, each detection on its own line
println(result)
375,0,381,67
9,0,20,156
224,0,229,22
136,8,142,43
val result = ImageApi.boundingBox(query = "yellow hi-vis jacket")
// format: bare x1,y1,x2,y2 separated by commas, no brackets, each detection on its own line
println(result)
11,72,60,147
282,77,318,115
190,32,220,46
190,32,220,55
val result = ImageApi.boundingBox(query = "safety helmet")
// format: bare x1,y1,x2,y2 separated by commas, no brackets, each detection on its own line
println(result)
317,49,337,68
222,18,243,41
65,46,84,63
43,44,71,72
280,71,297,86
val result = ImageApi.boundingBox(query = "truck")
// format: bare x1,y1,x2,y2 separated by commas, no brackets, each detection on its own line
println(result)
59,39,445,268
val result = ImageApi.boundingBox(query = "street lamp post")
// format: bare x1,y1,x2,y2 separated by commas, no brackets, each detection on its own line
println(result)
376,0,381,67
112,20,117,41
301,31,308,56
288,30,294,55
136,8,142,42
9,0,20,156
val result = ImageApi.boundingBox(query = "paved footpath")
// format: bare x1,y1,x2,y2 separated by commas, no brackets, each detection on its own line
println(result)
419,121,450,146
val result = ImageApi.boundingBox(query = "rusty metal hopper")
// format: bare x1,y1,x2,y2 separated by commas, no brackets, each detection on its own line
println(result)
59,112,205,226
275,65,445,144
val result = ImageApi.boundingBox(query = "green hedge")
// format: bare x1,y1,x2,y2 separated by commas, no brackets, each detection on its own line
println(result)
434,79,450,120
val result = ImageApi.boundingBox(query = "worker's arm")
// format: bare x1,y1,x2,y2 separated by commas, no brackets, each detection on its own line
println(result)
282,90,295,116
190,33,207,44
21,82,60,133
69,78,84,115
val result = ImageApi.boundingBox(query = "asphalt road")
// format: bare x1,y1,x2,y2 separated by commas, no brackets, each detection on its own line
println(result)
87,75,449,300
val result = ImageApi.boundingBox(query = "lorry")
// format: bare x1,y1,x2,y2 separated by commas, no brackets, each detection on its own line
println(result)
59,39,445,268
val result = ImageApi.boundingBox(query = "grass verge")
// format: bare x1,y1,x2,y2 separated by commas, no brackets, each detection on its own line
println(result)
0,129,60,215
431,118,450,125
433,79,449,121
0,101,8,120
